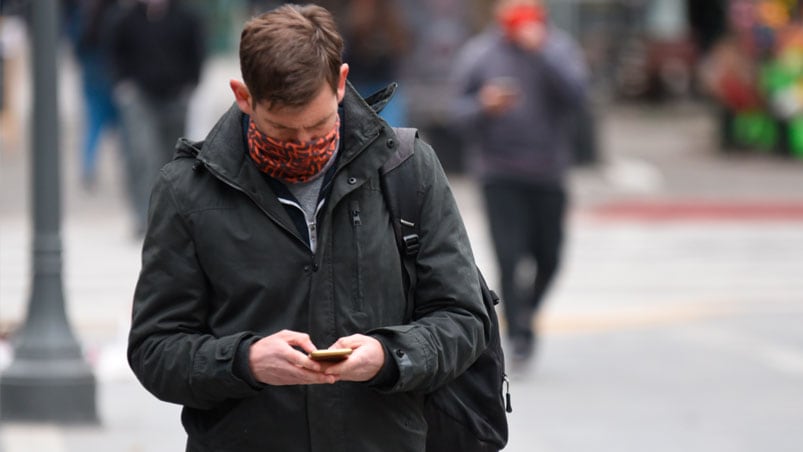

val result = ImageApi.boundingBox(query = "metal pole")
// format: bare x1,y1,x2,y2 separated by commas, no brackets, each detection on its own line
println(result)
0,0,97,423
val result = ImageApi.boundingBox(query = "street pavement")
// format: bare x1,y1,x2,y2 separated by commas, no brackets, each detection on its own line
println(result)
2,53,803,451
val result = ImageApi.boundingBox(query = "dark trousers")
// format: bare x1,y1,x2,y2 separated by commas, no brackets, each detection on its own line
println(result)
114,82,190,232
482,180,567,341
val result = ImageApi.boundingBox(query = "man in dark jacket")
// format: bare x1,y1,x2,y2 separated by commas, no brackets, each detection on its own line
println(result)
450,0,588,365
127,4,488,451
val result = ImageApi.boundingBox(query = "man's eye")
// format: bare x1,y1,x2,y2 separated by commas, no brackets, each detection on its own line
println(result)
313,125,330,136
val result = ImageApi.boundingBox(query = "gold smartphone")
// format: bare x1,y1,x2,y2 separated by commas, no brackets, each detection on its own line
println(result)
309,348,352,362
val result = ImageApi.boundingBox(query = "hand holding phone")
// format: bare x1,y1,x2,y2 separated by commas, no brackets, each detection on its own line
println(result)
308,348,353,362
320,335,384,382
480,77,520,115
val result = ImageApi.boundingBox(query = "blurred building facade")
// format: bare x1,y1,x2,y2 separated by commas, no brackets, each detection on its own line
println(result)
4,0,800,172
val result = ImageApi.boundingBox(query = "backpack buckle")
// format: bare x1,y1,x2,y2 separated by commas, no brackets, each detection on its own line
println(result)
402,233,420,256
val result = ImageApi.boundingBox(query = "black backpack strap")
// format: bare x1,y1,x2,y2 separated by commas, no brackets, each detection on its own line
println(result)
382,128,513,445
380,127,420,321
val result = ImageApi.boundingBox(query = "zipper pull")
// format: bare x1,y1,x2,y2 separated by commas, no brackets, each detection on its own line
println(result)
350,201,362,226
505,374,512,413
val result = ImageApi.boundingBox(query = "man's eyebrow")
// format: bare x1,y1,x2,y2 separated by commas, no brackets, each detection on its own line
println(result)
265,118,291,130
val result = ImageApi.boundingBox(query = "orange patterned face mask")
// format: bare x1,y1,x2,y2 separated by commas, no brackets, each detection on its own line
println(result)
247,116,340,184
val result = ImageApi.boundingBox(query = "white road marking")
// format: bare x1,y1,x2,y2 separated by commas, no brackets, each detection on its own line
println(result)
0,424,65,452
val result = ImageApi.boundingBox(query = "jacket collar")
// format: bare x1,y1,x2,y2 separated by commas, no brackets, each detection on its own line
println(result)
187,81,399,234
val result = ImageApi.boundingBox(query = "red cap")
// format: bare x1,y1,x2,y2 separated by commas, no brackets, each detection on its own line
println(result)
500,4,546,35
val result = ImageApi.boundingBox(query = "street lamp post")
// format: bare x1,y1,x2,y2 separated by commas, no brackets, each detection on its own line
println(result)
0,1,97,423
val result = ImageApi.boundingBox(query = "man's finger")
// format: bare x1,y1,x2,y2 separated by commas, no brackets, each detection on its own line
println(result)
294,366,337,385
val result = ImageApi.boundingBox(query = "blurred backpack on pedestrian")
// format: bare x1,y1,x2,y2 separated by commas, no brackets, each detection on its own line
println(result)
377,113,512,451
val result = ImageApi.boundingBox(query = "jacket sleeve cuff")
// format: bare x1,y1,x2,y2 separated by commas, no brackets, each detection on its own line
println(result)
233,335,266,390
366,335,400,390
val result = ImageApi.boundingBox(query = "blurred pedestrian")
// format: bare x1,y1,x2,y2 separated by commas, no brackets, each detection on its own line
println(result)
64,0,119,190
450,0,589,365
107,0,205,235
127,4,488,451
0,12,27,154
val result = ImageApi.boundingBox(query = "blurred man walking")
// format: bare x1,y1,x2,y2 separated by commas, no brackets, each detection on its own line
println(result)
451,0,589,365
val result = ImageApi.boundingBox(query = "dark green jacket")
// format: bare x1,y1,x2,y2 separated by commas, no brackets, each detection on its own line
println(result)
127,85,489,452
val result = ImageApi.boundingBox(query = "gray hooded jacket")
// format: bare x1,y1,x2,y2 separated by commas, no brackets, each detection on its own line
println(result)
451,25,589,186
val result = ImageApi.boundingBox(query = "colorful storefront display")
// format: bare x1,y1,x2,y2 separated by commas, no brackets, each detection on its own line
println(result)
703,0,803,157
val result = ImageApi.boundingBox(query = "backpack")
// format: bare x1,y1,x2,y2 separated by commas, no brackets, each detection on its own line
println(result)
380,127,512,452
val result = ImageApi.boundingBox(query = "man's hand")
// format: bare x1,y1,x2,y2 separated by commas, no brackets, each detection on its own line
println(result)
319,334,385,382
248,330,336,385
479,78,520,115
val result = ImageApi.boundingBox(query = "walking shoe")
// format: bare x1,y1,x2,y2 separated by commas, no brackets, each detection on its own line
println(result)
511,335,534,363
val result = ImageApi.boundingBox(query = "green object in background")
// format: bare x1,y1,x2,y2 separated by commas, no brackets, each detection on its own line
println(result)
787,116,803,158
760,48,803,93
760,61,797,94
732,111,778,150
194,0,248,55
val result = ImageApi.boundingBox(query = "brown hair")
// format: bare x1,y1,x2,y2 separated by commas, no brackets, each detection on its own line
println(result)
239,4,344,109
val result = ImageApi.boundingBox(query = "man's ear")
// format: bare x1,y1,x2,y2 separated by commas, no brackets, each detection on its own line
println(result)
230,79,254,116
336,63,350,103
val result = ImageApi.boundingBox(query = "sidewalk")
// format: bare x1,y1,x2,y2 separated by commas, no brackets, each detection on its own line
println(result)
2,53,803,451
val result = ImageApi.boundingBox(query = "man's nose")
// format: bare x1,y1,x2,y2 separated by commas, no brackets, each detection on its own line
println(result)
295,129,314,143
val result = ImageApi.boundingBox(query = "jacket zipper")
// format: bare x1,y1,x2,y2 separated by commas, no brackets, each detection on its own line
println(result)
350,200,364,310
277,197,320,253
189,126,383,253
351,201,362,226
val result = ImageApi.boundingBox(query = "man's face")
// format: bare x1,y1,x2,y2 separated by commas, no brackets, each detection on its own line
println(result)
232,64,350,143
251,82,341,143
